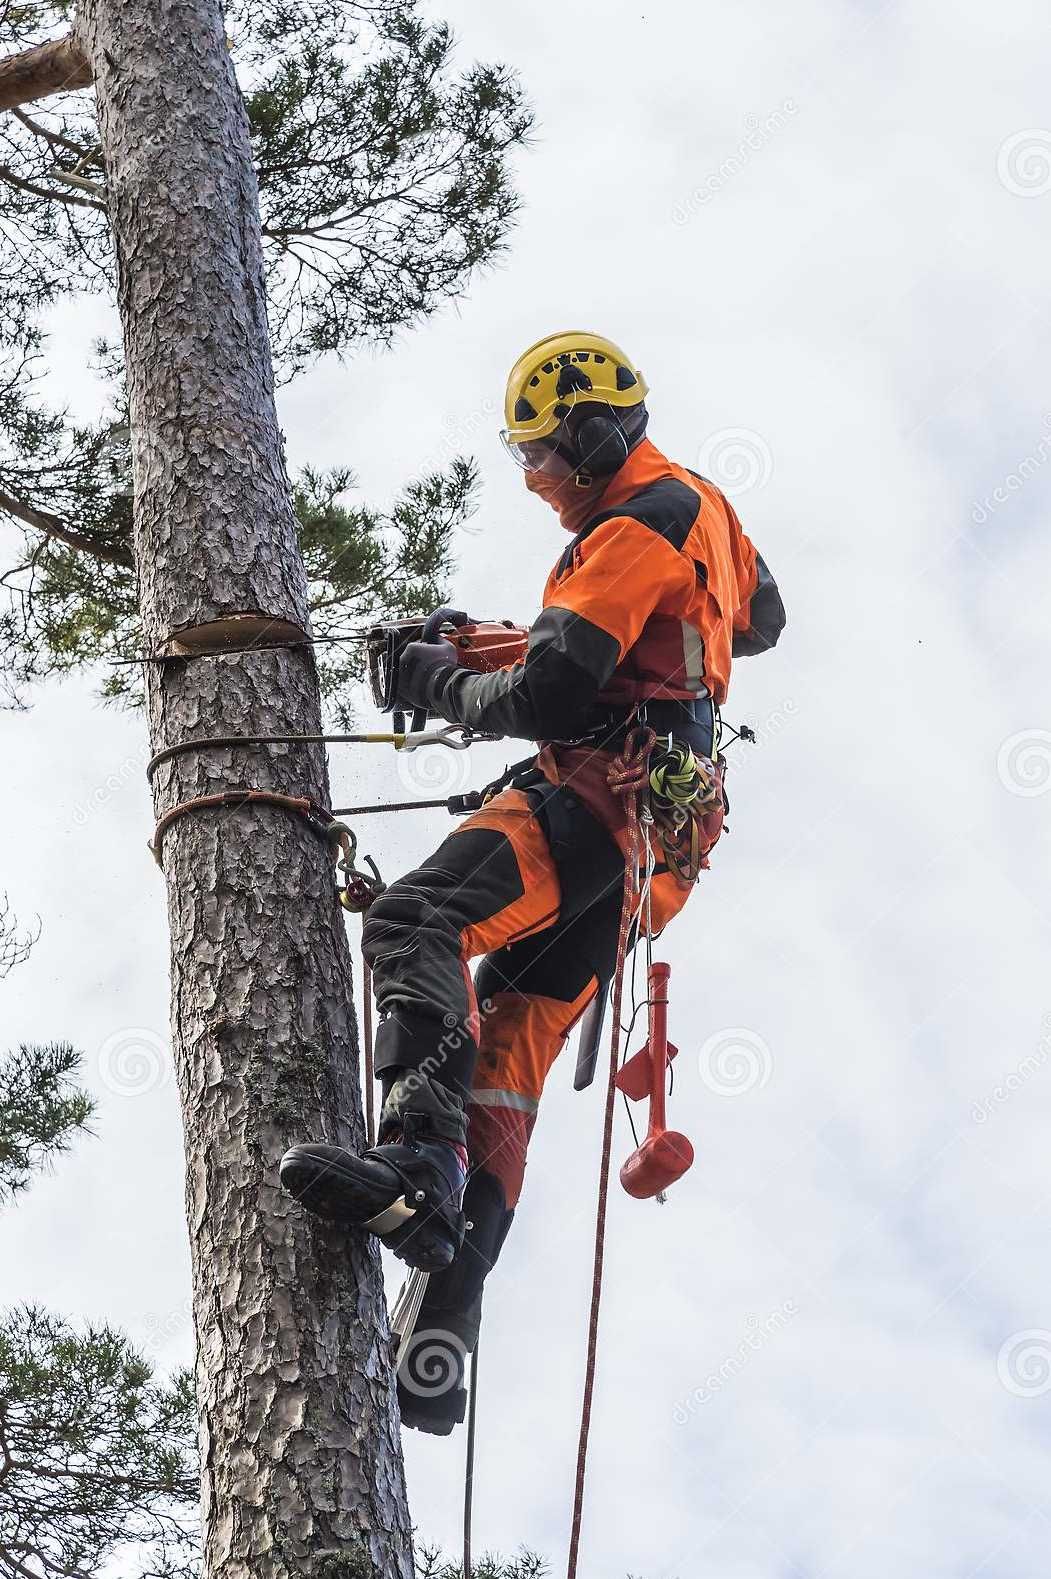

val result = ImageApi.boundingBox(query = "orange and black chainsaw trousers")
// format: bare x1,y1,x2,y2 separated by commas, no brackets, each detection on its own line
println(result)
361,766,697,1314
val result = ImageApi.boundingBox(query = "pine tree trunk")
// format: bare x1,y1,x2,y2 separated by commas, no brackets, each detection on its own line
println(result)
74,2,413,1575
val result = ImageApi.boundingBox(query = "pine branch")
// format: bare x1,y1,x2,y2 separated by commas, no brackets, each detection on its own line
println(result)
0,488,134,569
0,1043,95,1203
0,1310,199,1578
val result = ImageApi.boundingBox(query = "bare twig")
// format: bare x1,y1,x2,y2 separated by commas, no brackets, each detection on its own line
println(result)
9,107,101,168
0,160,106,212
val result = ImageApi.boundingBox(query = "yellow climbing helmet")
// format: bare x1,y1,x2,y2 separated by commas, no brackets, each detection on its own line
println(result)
500,330,649,473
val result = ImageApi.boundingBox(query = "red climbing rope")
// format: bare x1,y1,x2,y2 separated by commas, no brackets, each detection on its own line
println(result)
149,787,330,865
566,727,655,1579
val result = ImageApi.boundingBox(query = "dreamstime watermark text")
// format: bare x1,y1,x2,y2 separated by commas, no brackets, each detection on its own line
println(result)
971,1016,1051,1124
399,997,496,1098
70,742,151,828
673,1301,799,1421
971,415,1051,524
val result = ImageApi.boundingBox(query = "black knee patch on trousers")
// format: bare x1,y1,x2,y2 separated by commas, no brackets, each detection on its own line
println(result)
371,1005,478,1097
476,920,601,1007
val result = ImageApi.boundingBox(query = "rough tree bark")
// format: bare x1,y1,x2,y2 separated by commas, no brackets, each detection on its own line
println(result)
71,2,414,1575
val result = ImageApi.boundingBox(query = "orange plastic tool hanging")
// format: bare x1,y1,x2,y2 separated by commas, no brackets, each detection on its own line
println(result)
614,961,695,1199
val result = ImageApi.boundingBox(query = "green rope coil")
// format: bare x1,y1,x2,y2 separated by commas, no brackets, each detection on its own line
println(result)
649,739,709,811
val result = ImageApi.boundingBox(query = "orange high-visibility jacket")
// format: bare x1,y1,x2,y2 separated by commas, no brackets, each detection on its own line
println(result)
434,438,785,742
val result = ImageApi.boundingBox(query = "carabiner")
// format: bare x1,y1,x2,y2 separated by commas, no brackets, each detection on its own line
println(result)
398,723,474,753
327,821,385,913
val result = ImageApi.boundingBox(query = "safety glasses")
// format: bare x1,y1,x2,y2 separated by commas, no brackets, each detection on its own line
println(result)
498,427,575,478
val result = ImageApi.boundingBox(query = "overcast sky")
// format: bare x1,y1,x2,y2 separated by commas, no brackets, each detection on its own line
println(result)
4,0,1051,1574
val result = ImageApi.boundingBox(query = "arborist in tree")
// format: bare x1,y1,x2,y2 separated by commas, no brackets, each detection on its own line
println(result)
281,331,786,1433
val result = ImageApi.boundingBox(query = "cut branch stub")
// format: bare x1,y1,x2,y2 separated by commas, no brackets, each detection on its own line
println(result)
0,35,92,113
164,613,308,658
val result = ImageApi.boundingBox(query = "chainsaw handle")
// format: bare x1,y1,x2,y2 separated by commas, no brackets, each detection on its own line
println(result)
411,608,470,731
421,606,470,643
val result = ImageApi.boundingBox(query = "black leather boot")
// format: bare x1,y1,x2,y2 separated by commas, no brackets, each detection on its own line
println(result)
396,1301,478,1436
280,1074,468,1272
394,1167,515,1434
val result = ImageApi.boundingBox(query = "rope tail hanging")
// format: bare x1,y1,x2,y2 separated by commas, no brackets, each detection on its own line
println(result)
566,726,655,1579
333,825,385,1148
463,1342,480,1579
361,958,376,1148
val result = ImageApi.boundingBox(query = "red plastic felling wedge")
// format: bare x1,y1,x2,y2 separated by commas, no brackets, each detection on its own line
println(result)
614,961,695,1199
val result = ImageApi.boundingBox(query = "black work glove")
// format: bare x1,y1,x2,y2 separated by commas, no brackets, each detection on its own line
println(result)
396,637,459,712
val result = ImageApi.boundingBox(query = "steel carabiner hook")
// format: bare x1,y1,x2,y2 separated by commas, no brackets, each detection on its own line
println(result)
398,723,476,753
327,821,385,913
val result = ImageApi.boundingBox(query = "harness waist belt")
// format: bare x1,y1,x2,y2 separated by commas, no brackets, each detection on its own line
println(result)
581,696,716,758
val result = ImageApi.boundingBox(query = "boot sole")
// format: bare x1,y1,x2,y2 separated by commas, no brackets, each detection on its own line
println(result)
280,1144,392,1223
397,1403,463,1437
280,1145,462,1273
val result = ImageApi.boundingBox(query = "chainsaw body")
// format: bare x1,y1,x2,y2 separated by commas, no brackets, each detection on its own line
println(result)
367,615,529,719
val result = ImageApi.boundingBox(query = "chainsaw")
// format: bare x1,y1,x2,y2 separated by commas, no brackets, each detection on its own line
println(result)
367,606,528,731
